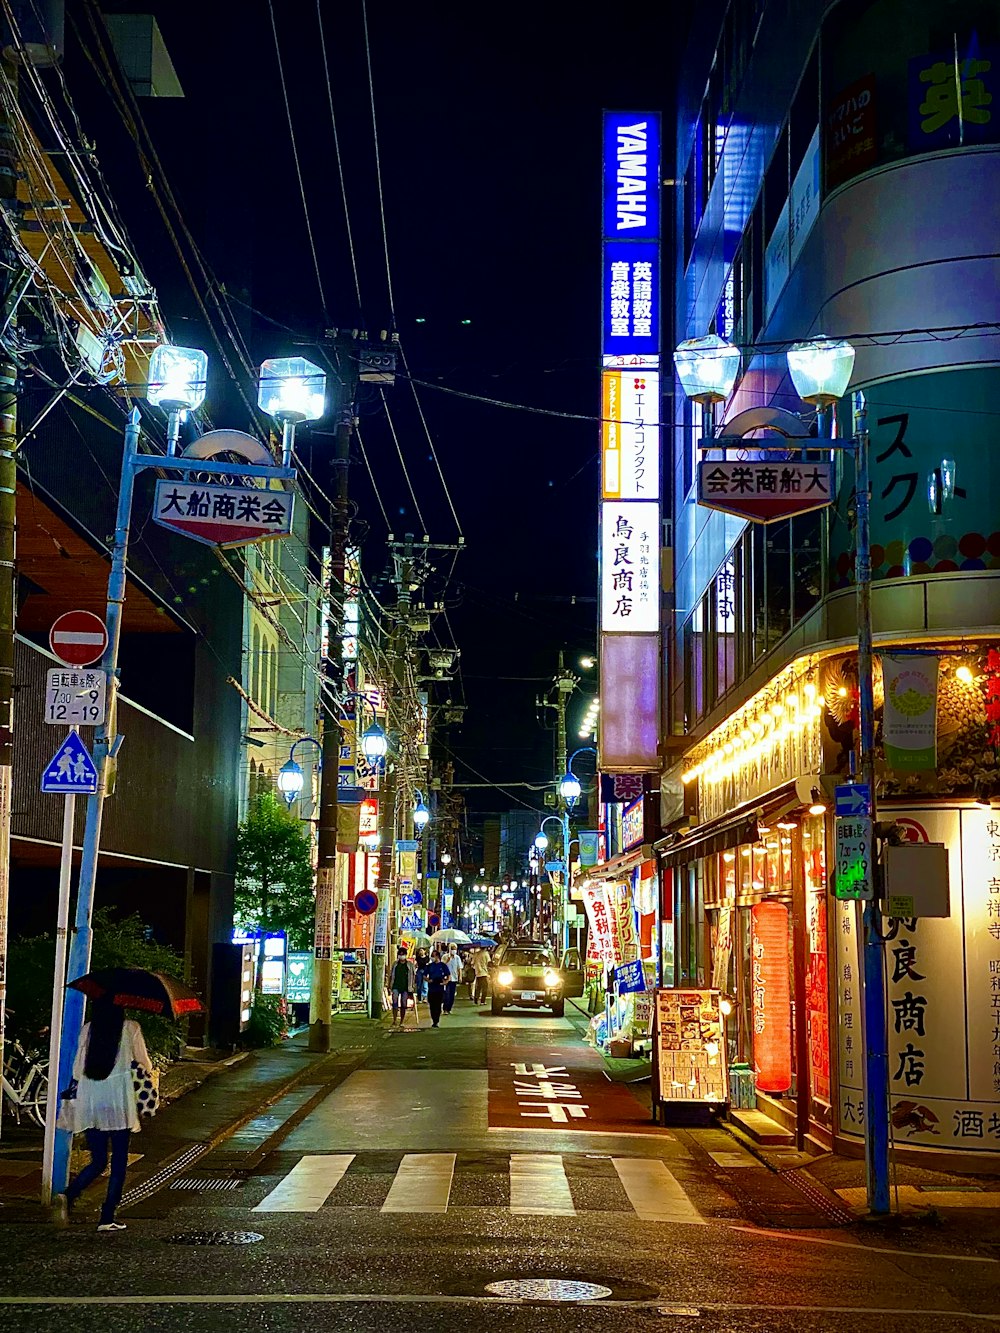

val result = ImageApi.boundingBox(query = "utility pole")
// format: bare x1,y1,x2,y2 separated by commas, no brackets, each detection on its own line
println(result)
537,652,576,948
311,335,359,1052
0,50,23,1125
371,535,414,1016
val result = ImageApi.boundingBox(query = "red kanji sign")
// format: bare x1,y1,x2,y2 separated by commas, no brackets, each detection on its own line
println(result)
49,610,108,667
152,480,294,548
697,459,835,523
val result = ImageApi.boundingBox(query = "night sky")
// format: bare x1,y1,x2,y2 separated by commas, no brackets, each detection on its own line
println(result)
87,1,684,818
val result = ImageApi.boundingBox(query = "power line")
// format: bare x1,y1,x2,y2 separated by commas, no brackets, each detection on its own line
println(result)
267,0,328,323
361,0,395,323
315,0,361,316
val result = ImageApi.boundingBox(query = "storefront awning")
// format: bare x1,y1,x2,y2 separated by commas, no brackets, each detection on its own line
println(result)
656,814,761,870
582,843,655,881
656,780,806,870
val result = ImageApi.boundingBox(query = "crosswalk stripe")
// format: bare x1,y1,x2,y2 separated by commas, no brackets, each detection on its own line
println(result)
253,1154,355,1213
509,1153,575,1216
381,1154,455,1213
612,1157,705,1225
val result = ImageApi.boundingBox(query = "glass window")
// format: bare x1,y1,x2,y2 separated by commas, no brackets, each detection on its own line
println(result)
792,509,823,622
765,521,792,649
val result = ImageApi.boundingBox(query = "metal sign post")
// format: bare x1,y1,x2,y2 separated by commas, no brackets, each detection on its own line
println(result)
51,411,297,1195
40,779,76,1205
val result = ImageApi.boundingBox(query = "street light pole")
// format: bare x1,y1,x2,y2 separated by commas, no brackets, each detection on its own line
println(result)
852,390,890,1215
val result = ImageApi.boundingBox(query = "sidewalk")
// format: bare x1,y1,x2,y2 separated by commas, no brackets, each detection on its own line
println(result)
0,1017,378,1220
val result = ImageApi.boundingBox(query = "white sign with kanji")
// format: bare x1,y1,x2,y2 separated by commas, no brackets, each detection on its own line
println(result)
152,481,294,549
697,459,834,523
600,499,659,633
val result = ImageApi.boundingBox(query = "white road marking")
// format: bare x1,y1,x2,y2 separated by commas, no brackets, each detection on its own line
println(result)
612,1157,705,1225
381,1154,455,1213
509,1153,575,1215
253,1154,355,1212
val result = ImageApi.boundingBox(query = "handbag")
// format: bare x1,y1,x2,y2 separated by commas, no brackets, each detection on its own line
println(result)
130,1060,160,1118
55,1078,78,1132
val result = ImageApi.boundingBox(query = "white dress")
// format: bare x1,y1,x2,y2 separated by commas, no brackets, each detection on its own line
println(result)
62,1018,152,1134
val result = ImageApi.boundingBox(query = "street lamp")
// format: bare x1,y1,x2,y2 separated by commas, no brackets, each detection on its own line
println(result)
277,735,322,806
673,333,741,409
533,831,548,852
788,334,888,1216
413,790,430,831
147,343,208,455
559,744,597,810
340,690,388,767
258,355,326,465
440,852,452,866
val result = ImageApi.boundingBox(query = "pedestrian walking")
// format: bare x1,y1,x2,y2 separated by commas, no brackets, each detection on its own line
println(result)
462,951,476,999
414,946,429,1000
472,946,491,1005
389,946,416,1026
51,999,154,1232
444,945,462,1013
425,949,450,1027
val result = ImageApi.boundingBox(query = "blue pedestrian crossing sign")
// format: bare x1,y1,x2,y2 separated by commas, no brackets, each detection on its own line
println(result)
41,731,98,794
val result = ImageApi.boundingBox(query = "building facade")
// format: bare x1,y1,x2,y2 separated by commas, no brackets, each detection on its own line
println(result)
666,0,1000,1161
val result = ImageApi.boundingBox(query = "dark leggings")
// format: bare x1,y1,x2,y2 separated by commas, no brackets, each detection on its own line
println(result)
66,1127,131,1224
428,986,445,1024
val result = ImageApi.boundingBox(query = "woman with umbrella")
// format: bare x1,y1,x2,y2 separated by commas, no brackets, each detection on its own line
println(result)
52,967,201,1232
51,998,151,1231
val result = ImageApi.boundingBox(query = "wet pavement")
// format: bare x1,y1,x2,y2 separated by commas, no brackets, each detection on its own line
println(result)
0,996,998,1331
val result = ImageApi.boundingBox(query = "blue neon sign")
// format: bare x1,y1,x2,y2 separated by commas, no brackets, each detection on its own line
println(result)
602,241,659,355
603,112,660,240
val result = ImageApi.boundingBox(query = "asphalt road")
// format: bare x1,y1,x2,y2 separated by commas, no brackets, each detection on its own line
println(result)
2,999,997,1332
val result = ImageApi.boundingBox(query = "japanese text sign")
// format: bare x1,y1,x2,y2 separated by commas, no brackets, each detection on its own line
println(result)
602,242,659,356
615,959,645,993
153,480,293,548
835,816,874,900
600,500,659,632
697,459,834,523
601,369,660,500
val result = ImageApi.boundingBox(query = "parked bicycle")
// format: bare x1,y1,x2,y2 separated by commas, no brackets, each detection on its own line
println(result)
2,1033,48,1128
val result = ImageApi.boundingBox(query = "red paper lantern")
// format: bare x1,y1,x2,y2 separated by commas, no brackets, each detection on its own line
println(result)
750,901,792,1093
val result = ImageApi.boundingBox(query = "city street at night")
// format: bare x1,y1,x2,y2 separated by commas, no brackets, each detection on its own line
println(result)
3,998,1000,1329
1,0,1000,1326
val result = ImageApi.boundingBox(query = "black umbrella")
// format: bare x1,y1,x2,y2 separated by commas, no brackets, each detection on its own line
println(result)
68,967,204,1019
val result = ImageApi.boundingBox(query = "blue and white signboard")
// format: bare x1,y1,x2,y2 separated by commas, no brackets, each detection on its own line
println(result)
41,731,98,794
835,783,871,818
602,112,660,240
602,241,659,356
615,959,646,994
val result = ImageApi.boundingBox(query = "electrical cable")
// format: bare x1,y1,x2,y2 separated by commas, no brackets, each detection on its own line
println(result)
315,0,362,316
381,389,427,532
361,0,394,323
267,0,329,323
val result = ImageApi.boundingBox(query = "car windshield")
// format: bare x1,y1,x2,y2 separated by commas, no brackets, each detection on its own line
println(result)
503,949,552,967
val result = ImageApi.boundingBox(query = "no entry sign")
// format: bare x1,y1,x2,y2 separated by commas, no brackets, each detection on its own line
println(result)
49,610,108,668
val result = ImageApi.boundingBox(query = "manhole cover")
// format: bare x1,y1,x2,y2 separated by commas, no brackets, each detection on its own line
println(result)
485,1279,612,1302
165,1230,263,1246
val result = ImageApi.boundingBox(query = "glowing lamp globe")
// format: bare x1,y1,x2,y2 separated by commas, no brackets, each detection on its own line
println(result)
534,832,549,852
786,336,855,407
258,356,326,422
361,721,388,763
673,334,741,405
147,343,208,412
559,771,582,804
277,758,304,804
413,799,430,830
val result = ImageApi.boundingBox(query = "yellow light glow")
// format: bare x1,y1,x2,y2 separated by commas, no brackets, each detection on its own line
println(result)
770,702,784,718
956,665,974,684
837,686,848,697
804,682,816,699
719,997,733,1016
723,851,736,863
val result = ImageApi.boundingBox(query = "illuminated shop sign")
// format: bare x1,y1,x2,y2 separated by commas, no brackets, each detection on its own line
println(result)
600,500,660,633
602,112,661,239
601,369,661,500
602,242,659,356
751,901,793,1094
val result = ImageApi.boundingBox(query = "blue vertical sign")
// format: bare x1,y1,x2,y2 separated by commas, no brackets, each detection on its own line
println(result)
602,113,661,241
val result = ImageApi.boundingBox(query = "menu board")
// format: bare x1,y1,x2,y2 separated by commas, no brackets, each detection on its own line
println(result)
653,988,728,1104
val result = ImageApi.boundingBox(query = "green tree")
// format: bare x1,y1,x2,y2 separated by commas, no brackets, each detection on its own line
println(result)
235,791,315,989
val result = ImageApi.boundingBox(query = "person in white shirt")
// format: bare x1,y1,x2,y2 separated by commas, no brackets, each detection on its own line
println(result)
52,999,152,1232
444,946,462,1013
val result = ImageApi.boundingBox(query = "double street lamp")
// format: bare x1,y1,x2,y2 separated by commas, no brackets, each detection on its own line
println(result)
674,331,889,1216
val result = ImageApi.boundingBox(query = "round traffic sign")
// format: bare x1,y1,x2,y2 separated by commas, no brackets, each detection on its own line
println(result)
355,889,378,916
49,610,108,668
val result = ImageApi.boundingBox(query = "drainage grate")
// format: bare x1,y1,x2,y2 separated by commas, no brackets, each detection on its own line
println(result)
165,1230,263,1246
780,1168,856,1225
169,1178,242,1192
484,1279,612,1302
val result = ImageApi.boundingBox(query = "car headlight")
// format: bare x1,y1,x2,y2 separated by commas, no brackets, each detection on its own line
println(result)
498,969,514,987
544,970,562,988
